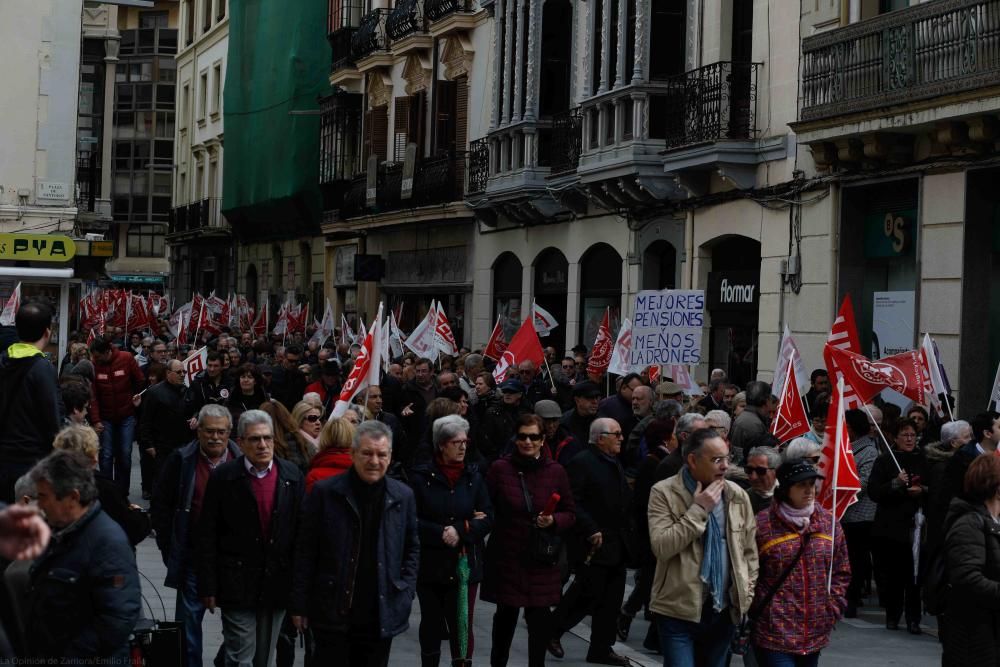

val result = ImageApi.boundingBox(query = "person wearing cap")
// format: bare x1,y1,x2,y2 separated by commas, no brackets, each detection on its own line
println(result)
562,381,601,449
655,381,684,402
751,459,850,665
304,360,342,418
647,427,758,667
534,399,582,465
484,379,531,460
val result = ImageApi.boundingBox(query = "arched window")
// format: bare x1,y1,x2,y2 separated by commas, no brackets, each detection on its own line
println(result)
579,243,622,346
493,252,523,340
534,247,569,355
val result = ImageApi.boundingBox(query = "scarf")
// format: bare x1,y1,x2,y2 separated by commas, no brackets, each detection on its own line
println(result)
777,501,814,533
682,467,725,612
436,457,465,487
511,451,544,471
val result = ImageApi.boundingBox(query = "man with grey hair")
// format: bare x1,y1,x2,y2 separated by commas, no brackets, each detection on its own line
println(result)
549,418,632,665
197,409,305,667
710,368,727,382
698,379,727,413
152,404,239,666
654,413,708,482
139,357,190,486
744,445,780,514
460,354,484,405
28,450,140,661
292,419,418,664
704,410,732,441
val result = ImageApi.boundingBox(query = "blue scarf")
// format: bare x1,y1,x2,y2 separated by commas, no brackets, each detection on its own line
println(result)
682,467,726,612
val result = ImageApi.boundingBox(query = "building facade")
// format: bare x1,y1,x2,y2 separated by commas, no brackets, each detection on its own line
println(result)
168,0,233,302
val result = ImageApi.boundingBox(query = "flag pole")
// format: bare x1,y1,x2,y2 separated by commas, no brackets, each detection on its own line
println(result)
828,377,845,593
862,403,903,474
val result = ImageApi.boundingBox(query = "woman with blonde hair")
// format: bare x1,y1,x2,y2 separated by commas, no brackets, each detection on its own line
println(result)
304,417,356,492
291,400,323,454
259,400,314,475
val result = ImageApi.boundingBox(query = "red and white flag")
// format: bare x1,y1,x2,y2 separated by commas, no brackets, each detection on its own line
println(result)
404,302,439,361
587,309,614,377
825,345,926,407
817,377,861,521
493,315,545,382
434,302,459,356
774,325,808,398
309,299,336,347
182,346,209,387
532,302,559,337
483,316,508,361
824,295,863,408
0,282,22,326
387,311,405,359
168,303,192,344
771,358,811,443
920,333,951,418
668,365,703,396
608,318,633,376
647,365,661,384
340,314,355,345
331,303,383,419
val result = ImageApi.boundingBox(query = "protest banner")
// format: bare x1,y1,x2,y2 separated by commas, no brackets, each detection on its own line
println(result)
630,290,705,368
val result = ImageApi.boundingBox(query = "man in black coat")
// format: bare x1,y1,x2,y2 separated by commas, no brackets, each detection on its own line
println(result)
267,344,308,411
196,409,305,666
561,380,601,448
139,359,191,486
183,351,232,422
549,418,632,666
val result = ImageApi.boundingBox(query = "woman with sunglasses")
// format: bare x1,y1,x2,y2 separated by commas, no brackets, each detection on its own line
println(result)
407,415,493,666
483,414,575,667
291,400,323,455
868,417,930,634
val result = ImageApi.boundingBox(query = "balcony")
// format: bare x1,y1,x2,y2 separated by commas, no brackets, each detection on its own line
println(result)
548,108,583,176
167,198,230,240
801,0,1000,122
352,9,393,71
426,0,478,37
387,0,432,54
329,27,357,71
661,61,760,150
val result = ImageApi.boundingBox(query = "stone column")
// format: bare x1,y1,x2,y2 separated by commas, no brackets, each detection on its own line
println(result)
614,0,628,88
513,0,526,122
631,0,647,84
598,0,612,94
523,0,542,121
501,0,515,125
490,0,505,130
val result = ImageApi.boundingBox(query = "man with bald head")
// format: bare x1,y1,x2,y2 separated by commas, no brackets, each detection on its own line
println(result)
548,418,632,665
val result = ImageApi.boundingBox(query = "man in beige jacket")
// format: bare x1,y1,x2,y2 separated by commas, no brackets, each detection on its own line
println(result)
647,428,758,667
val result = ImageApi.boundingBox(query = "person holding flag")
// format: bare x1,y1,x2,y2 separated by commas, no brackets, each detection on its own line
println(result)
750,459,850,665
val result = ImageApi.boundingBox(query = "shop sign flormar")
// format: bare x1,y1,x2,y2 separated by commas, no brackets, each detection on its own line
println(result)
707,271,759,311
0,233,76,262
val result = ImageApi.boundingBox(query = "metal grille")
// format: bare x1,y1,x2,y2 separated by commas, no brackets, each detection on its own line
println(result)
549,108,582,174
466,137,490,195
662,61,760,150
387,0,423,41
425,0,469,21
351,9,389,61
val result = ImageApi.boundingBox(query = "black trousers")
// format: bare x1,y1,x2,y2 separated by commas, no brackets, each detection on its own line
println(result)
873,536,922,624
140,446,157,493
416,581,478,662
491,604,551,667
843,521,874,607
312,629,392,667
551,561,627,656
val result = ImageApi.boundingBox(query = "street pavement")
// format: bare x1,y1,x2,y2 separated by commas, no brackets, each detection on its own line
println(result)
128,452,943,666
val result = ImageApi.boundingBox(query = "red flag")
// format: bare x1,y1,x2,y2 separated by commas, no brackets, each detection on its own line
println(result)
826,345,926,406
483,316,508,361
816,378,861,520
771,360,811,442
587,309,614,376
492,315,544,382
647,365,660,384
434,303,459,356
824,295,863,408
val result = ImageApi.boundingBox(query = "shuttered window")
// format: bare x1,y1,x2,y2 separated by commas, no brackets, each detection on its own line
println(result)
434,80,456,155
393,97,410,161
455,76,468,195
408,90,427,158
364,105,389,164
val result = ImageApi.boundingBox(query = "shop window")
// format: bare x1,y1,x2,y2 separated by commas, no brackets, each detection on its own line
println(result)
578,243,622,348
493,252,523,340
707,236,760,388
534,247,569,355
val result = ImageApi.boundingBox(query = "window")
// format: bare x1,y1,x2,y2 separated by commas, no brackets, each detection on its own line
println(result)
319,94,362,182
203,0,214,33
579,243,622,344
181,83,190,129
208,160,218,198
140,11,169,28
185,0,194,45
155,111,175,138
199,72,208,120
127,224,166,258
211,63,222,116
217,0,226,21
493,252,523,340
196,163,205,200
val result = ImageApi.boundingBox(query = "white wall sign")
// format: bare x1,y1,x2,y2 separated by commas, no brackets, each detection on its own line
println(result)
872,290,916,408
37,182,69,200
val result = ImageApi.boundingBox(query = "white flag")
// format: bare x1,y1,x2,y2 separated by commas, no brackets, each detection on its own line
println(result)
532,302,559,336
990,360,1000,411
387,311,405,359
0,282,21,326
309,300,336,348
669,365,703,396
182,346,209,387
607,318,633,376
774,325,808,397
433,302,459,356
403,301,439,361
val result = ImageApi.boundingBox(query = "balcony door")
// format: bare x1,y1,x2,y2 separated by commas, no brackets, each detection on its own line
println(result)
728,0,753,139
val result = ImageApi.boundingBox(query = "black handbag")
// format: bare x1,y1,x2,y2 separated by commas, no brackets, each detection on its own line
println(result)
518,472,562,566
731,534,810,655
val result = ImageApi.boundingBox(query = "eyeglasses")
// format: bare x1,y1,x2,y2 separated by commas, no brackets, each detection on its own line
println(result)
744,466,771,476
601,431,624,439
304,414,321,423
561,364,575,370
515,432,544,442
445,439,469,447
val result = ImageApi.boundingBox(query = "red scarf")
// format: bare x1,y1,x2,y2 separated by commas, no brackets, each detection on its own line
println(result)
436,457,465,487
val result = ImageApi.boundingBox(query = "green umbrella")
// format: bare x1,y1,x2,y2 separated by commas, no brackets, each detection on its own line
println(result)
456,547,471,659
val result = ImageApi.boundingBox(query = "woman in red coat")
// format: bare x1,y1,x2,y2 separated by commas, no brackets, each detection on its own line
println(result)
482,414,575,667
304,417,355,493
752,459,851,666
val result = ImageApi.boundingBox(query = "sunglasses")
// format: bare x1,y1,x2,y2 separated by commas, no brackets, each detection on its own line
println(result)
515,432,543,442
744,466,771,476
304,414,322,422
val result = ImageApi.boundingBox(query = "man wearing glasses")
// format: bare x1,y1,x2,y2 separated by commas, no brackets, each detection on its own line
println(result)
647,428,758,667
549,418,633,666
151,404,240,667
744,445,780,514
139,359,193,482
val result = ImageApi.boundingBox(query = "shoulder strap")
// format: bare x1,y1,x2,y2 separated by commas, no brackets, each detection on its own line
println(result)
750,534,810,619
518,472,534,514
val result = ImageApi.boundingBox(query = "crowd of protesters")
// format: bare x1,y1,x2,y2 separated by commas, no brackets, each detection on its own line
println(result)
2,300,1000,665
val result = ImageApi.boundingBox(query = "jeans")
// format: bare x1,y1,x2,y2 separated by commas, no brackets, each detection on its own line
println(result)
656,606,735,667
176,569,206,667
754,647,821,667
99,415,136,493
220,606,285,667
312,630,392,667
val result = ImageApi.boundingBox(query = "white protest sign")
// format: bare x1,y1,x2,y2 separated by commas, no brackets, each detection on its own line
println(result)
630,290,705,367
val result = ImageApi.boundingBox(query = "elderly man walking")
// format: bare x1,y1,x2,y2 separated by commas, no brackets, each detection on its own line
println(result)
291,420,420,667
647,428,758,667
197,409,305,667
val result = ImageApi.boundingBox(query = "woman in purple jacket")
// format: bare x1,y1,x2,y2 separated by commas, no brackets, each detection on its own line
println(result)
482,414,575,667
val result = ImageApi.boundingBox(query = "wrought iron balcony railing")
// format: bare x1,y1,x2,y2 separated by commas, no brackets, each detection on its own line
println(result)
329,26,357,69
466,137,490,194
801,0,1000,121
425,0,472,22
548,108,583,174
351,9,390,61
387,0,424,41
337,152,467,220
662,61,760,150
168,198,226,235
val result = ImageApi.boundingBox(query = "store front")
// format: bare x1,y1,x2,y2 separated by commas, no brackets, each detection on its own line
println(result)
493,252,523,341
534,248,569,356
706,237,760,388
578,243,623,350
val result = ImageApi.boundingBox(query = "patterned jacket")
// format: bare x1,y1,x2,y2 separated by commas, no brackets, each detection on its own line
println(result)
752,503,850,655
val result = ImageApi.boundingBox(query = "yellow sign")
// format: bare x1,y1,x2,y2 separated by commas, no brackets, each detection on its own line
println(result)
0,234,76,262
90,241,113,257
